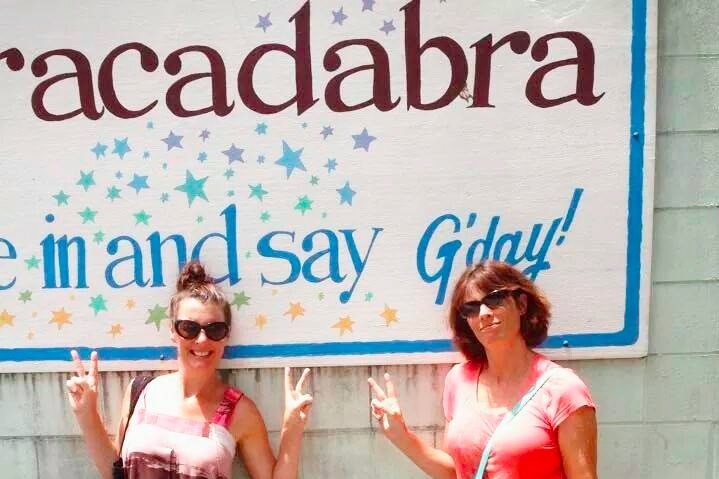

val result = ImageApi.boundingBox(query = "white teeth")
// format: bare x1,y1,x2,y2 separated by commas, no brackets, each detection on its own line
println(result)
192,351,210,357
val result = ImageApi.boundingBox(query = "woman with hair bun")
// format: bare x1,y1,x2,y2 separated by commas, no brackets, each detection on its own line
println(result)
368,260,597,479
66,261,313,479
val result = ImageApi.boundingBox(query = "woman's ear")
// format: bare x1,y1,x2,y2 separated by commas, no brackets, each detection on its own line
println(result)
517,293,528,315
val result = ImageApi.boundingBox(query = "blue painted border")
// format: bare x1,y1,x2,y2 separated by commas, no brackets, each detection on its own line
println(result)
2,0,647,363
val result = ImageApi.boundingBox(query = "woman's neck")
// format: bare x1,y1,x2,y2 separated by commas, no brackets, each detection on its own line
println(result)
483,340,535,386
174,369,221,399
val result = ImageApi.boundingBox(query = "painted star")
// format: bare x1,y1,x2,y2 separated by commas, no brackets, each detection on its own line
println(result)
18,290,32,303
336,181,357,205
197,152,208,163
112,137,131,159
222,143,245,164
143,150,151,159
133,210,151,225
106,185,122,201
249,184,268,202
318,292,325,300
260,211,271,222
352,128,377,151
175,170,209,206
25,256,40,269
126,298,136,309
301,122,308,128
127,174,150,194
89,294,108,316
27,330,35,340
76,170,96,191
294,195,313,215
196,216,204,224
78,207,98,224
161,130,183,150
332,7,348,25
146,304,168,331
49,308,72,329
115,171,123,179
257,154,266,164
227,190,235,197
284,302,306,321
93,231,105,244
90,142,108,160
255,122,268,135
108,324,123,337
244,251,252,259
320,125,334,140
332,315,355,336
309,175,319,185
362,0,375,11
256,12,272,32
255,314,268,329
0,309,15,327
199,129,210,141
53,190,70,206
146,121,154,129
231,291,251,310
324,158,338,173
275,140,306,178
365,292,374,301
160,193,170,203
223,168,234,180
380,304,399,326
380,19,396,35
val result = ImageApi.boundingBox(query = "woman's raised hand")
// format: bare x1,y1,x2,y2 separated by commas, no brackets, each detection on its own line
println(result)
66,350,100,421
283,367,313,429
368,373,409,443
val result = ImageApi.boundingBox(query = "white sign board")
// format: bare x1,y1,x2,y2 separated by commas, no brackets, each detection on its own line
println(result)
0,0,656,371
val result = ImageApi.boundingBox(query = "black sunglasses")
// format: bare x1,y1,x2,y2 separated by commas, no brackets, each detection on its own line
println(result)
458,288,520,318
173,319,230,341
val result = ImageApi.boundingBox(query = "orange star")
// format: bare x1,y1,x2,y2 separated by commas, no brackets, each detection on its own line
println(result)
0,309,15,327
380,304,399,326
332,315,355,336
26,330,35,340
284,302,306,321
108,324,123,337
255,314,268,329
49,308,72,329
126,299,136,310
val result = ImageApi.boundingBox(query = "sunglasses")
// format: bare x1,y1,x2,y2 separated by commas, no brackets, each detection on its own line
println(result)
173,319,230,341
458,288,520,318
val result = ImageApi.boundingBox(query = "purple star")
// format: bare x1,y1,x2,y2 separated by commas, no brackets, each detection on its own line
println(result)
222,144,245,164
361,0,375,11
320,126,334,140
380,20,396,35
352,128,377,151
199,129,210,142
332,7,348,25
256,12,272,32
161,131,183,151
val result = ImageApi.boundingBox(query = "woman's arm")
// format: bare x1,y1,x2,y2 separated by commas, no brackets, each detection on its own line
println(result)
558,406,598,479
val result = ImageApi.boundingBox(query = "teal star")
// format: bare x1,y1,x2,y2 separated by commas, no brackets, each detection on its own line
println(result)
227,190,235,197
174,170,209,206
249,184,268,202
93,231,105,244
321,212,328,219
196,216,204,223
106,186,121,201
78,207,98,224
133,210,151,225
294,195,313,215
160,193,169,203
24,256,40,269
76,170,96,192
260,211,271,222
146,304,168,331
231,291,251,310
365,292,374,301
309,175,319,185
52,190,70,206
89,294,108,316
223,168,234,180
245,251,252,259
18,290,32,303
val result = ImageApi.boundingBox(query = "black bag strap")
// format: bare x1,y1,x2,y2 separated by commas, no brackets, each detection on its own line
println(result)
119,375,155,451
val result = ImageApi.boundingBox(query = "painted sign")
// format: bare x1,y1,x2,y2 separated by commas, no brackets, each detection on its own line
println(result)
0,0,656,371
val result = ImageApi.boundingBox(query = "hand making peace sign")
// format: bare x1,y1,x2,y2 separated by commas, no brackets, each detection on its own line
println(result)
66,349,100,421
283,367,313,428
368,372,409,442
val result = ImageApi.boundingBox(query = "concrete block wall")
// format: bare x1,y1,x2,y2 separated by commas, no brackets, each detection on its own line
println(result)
1,0,717,477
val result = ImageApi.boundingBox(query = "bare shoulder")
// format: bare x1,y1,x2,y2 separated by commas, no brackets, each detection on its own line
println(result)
229,393,267,441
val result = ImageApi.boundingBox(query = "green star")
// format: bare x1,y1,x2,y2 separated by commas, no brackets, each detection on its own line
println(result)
223,168,234,180
89,294,108,316
318,292,325,301
134,210,151,225
93,231,105,244
196,216,204,223
25,256,41,269
365,292,374,301
76,170,96,191
18,290,32,303
174,170,209,206
260,211,271,222
146,304,168,331
52,190,70,206
231,291,251,310
294,195,313,215
106,185,122,201
78,207,98,224
249,183,268,201
309,175,319,185
321,212,328,219
244,251,252,259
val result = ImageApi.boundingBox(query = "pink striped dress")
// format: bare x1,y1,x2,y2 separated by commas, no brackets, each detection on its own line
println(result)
121,380,244,479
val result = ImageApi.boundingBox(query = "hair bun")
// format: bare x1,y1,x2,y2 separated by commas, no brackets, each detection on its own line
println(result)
176,261,209,291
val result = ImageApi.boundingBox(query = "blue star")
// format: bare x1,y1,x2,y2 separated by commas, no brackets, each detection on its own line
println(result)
143,150,150,159
90,142,107,160
115,171,123,179
174,170,209,206
76,170,96,191
257,154,266,164
275,140,306,179
161,131,183,150
198,152,208,163
336,181,357,205
113,137,131,159
324,158,338,173
332,7,348,25
320,126,334,140
127,173,150,194
256,12,272,32
380,20,396,35
362,0,375,11
310,175,319,185
222,143,245,164
352,128,377,151
146,121,154,129
255,122,268,135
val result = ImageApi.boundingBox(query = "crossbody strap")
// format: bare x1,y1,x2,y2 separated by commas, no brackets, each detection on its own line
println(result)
473,369,556,479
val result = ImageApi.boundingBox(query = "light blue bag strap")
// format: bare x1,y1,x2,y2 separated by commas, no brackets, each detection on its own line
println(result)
473,369,555,479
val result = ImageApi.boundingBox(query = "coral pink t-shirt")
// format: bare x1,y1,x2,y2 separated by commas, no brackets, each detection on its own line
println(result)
443,355,595,479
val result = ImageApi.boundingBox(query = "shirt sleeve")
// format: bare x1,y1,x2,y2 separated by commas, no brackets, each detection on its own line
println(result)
545,367,596,430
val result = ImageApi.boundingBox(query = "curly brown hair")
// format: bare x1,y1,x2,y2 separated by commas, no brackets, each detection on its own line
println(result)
448,260,550,362
169,261,232,327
